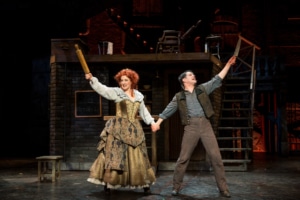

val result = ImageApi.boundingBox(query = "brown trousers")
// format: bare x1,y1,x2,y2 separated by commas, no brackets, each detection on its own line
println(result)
173,117,229,192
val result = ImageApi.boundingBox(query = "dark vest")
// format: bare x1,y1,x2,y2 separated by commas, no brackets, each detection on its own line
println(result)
176,85,214,125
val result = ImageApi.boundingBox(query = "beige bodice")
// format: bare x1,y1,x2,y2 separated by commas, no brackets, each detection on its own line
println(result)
115,100,141,123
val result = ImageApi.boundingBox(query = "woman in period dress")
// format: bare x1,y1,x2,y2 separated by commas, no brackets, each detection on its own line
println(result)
85,68,156,194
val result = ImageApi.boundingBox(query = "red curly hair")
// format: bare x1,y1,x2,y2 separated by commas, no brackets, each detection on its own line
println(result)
114,68,139,90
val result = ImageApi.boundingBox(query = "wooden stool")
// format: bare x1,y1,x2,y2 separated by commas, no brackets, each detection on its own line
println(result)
36,155,63,182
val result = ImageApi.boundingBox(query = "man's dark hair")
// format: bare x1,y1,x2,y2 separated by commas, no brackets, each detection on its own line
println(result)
178,70,193,89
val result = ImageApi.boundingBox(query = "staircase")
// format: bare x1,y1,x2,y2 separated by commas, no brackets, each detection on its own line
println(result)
216,35,260,171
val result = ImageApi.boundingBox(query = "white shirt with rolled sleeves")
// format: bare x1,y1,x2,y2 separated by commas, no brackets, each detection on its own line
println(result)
89,76,155,125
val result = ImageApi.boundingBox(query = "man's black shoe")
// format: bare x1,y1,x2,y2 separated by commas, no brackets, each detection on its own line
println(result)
171,189,179,196
220,190,231,198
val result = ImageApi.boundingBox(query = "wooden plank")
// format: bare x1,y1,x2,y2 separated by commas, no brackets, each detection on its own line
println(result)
222,159,251,163
217,137,252,140
219,147,252,151
51,52,212,64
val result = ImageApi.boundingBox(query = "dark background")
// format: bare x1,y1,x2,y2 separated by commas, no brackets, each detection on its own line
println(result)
0,0,298,157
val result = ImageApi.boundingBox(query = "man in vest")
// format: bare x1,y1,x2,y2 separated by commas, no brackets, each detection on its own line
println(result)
152,56,236,198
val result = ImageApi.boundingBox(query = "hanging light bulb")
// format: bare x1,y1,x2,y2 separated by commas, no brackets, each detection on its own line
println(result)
117,15,121,21
130,27,134,33
110,8,115,16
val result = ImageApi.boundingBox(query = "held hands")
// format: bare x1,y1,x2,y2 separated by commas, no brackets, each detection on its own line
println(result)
151,118,164,132
151,122,160,132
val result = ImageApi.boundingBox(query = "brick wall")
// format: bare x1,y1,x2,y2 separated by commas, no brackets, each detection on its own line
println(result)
49,60,110,169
